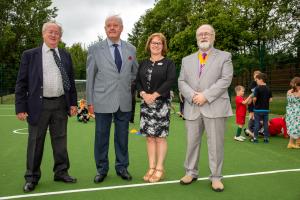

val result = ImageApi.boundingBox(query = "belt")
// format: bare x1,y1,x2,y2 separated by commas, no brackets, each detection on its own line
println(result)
43,95,64,100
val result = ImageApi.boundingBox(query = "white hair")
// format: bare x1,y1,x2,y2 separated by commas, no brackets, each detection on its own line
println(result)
42,21,63,36
105,14,123,26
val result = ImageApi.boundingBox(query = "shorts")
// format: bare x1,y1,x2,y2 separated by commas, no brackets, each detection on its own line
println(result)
236,115,246,125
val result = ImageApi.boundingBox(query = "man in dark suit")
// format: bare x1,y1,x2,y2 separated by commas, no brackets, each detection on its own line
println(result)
86,15,138,183
15,21,78,192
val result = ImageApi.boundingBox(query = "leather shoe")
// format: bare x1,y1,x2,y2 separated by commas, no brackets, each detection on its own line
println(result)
23,182,36,192
180,175,197,185
54,175,77,183
94,174,107,183
117,169,132,181
211,180,224,192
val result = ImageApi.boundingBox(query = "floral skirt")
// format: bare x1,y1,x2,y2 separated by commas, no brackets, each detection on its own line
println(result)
140,98,171,138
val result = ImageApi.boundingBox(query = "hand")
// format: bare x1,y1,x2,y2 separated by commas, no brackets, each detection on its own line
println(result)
143,93,156,105
88,105,94,115
16,112,28,121
192,92,207,105
70,106,77,116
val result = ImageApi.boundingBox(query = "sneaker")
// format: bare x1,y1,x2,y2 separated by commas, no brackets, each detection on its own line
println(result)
239,136,246,140
250,138,259,143
234,136,245,142
244,128,249,136
245,129,254,137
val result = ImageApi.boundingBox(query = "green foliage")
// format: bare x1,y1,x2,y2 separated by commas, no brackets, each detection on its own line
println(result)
0,0,57,96
128,0,300,75
66,43,87,79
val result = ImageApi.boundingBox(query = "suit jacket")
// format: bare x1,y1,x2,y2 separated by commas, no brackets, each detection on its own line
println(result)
178,48,233,120
15,46,77,125
86,39,138,113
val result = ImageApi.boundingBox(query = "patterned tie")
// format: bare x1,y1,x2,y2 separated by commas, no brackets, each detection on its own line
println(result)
199,52,207,76
113,44,122,73
50,49,71,91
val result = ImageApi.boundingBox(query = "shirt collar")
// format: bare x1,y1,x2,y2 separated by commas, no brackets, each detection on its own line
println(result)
42,43,58,53
107,38,121,47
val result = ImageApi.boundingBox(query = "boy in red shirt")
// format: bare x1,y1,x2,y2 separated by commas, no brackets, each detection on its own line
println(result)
234,86,253,141
268,116,288,138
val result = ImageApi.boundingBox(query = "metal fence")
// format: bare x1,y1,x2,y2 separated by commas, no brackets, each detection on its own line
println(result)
231,62,300,93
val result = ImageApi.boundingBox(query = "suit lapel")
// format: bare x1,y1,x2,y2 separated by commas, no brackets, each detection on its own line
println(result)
36,47,43,81
200,48,217,78
101,39,118,72
121,40,129,73
190,52,199,79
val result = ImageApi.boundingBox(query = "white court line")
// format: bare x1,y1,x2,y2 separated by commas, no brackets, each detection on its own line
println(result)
0,168,299,200
0,115,15,117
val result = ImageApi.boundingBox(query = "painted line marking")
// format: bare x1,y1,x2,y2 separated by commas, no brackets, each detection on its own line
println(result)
0,168,299,200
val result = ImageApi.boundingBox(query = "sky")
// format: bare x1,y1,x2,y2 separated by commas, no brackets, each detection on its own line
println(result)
51,0,156,47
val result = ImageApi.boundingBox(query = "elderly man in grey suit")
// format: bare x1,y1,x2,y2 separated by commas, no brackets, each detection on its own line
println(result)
86,15,138,183
178,24,233,192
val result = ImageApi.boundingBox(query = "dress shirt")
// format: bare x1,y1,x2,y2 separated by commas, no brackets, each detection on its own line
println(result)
107,39,123,61
42,43,64,97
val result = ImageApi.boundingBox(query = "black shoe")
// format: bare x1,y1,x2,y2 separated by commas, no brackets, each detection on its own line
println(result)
23,182,36,192
54,175,77,183
264,138,269,143
94,174,107,183
117,169,132,181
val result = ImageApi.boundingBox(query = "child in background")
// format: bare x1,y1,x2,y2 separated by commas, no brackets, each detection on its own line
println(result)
252,73,272,143
245,70,261,137
234,85,253,141
268,116,288,138
77,99,90,123
178,92,185,119
286,77,300,149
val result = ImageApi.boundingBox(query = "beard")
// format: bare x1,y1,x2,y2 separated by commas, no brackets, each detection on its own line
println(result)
197,41,212,50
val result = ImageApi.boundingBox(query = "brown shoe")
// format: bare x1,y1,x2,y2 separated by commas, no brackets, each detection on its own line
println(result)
179,175,197,185
211,180,224,192
143,168,155,182
149,169,164,183
287,143,300,149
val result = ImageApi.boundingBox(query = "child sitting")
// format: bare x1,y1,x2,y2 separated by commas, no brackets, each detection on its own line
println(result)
77,99,90,123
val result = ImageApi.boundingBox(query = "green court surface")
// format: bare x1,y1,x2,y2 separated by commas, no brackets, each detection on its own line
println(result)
0,104,299,200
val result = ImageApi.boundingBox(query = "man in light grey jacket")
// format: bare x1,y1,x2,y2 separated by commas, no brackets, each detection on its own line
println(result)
86,15,138,183
178,24,233,192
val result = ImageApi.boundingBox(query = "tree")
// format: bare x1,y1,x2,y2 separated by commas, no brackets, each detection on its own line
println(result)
67,43,87,79
0,0,57,96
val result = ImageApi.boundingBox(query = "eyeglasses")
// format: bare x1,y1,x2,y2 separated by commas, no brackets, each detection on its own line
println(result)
150,41,162,46
46,30,60,36
197,32,213,38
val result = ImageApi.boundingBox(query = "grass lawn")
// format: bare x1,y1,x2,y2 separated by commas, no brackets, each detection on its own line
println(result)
0,103,299,200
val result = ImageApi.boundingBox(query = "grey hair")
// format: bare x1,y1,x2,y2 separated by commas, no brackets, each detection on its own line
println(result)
42,21,63,36
105,14,123,26
196,24,215,35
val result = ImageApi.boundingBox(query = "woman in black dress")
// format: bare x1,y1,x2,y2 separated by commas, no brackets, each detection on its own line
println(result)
136,33,176,182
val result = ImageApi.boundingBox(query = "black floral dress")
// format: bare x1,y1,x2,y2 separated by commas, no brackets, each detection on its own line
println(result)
139,60,171,138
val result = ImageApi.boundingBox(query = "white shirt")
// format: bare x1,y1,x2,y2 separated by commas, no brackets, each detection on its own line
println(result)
42,43,64,97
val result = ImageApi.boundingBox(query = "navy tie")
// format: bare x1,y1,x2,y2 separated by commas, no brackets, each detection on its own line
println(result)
113,44,122,73
50,49,71,91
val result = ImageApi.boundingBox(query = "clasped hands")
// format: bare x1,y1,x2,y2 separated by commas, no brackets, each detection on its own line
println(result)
192,92,207,106
141,92,160,105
